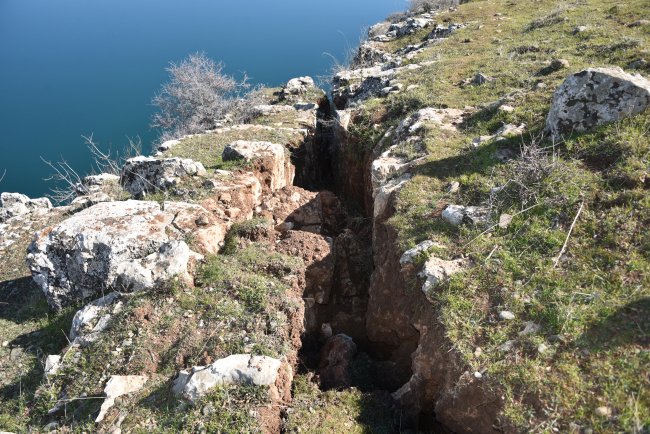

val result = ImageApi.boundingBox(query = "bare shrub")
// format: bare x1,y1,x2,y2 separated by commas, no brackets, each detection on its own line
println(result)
42,135,141,204
487,135,564,211
386,11,409,23
151,52,266,143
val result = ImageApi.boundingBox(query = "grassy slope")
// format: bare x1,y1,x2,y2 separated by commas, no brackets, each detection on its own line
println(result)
349,0,649,431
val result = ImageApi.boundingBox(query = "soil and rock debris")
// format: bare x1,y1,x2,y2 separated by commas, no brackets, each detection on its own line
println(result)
2,0,650,432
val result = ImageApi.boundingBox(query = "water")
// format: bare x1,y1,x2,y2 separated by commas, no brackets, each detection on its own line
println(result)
0,0,405,201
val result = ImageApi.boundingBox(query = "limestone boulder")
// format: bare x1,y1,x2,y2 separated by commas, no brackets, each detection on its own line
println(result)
546,67,650,137
368,21,391,39
26,200,175,311
172,355,281,401
121,156,206,197
222,141,291,193
281,76,314,98
0,193,52,223
390,18,432,37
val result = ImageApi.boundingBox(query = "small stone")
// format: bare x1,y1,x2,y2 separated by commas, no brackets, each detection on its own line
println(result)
538,343,549,354
519,321,543,336
573,25,589,33
202,404,215,416
500,340,516,351
626,58,647,70
533,82,547,90
594,406,612,417
10,347,23,360
474,371,482,378
121,340,132,347
498,214,513,229
219,192,232,203
108,427,121,434
498,104,514,112
406,84,420,91
1,341,7,347
447,181,460,193
548,334,564,343
474,347,483,358
550,59,570,70
569,422,580,432
43,422,60,432
195,216,209,226
629,19,650,27
499,311,515,320
224,208,240,218
198,320,204,328
584,429,593,434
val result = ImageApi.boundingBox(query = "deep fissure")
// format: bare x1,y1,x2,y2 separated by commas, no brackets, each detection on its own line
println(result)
288,99,450,433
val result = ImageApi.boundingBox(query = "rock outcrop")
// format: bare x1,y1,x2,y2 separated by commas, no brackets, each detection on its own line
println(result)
0,193,52,223
546,67,650,137
281,76,314,99
121,156,206,197
26,200,182,310
222,141,294,194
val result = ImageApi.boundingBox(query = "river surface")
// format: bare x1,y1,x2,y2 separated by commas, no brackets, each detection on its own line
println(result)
0,0,403,200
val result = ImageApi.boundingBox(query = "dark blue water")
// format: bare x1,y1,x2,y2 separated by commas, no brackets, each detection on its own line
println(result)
0,0,404,201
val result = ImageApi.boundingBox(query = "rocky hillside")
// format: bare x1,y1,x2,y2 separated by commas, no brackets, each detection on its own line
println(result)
1,0,649,432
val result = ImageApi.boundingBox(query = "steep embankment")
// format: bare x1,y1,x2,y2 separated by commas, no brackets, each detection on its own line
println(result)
1,0,650,433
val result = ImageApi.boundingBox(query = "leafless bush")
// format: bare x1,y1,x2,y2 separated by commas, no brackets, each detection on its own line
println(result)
386,11,409,23
487,135,564,211
151,52,266,143
42,135,141,205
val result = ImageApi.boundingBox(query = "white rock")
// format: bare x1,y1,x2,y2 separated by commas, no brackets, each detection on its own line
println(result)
395,107,465,138
43,355,61,378
282,76,314,97
374,174,411,218
418,256,472,300
0,193,52,223
500,340,516,351
222,141,289,192
172,354,281,401
519,321,542,336
499,311,515,320
26,201,174,310
96,375,148,422
546,67,650,138
495,123,526,137
82,173,120,186
441,205,492,226
69,292,122,342
121,157,206,197
400,240,435,268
